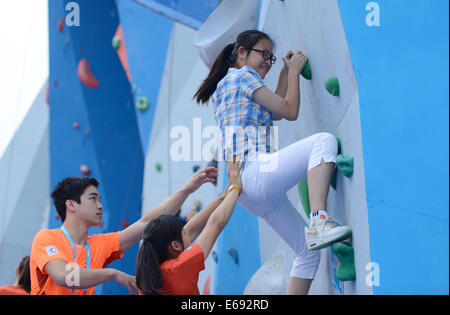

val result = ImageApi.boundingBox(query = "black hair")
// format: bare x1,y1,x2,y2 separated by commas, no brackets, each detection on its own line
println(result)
193,29,274,105
50,176,99,222
17,256,31,293
136,215,184,295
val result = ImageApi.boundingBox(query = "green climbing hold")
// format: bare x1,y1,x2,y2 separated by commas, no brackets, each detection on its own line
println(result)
155,162,162,172
331,242,356,281
331,137,342,190
324,77,340,96
288,54,312,80
297,178,311,218
336,137,342,155
136,96,150,112
112,36,121,50
336,154,354,177
301,61,312,80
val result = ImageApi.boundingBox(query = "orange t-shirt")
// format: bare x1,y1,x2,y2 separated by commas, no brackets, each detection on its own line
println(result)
30,228,124,295
0,285,29,295
159,243,205,295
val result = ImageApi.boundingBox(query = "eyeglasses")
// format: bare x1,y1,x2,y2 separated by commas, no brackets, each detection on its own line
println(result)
250,49,277,64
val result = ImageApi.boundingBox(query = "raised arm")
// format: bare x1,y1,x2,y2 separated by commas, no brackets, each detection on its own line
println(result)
195,160,242,259
253,50,307,121
119,167,218,252
184,185,229,243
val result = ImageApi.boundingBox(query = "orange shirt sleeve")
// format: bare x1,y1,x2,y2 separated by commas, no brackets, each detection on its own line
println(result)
88,231,124,268
31,229,68,275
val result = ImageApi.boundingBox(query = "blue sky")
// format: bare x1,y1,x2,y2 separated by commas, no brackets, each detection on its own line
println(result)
0,0,48,156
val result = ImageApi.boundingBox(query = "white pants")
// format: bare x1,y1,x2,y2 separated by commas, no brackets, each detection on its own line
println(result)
237,132,338,279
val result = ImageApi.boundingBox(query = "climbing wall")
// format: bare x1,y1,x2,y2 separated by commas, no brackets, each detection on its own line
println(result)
0,84,49,286
48,0,144,294
140,21,223,295
9,0,442,295
253,0,371,295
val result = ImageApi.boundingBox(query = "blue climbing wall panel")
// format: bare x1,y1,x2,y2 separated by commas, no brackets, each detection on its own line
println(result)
136,0,219,29
214,170,261,295
49,0,144,294
116,0,173,154
338,0,449,294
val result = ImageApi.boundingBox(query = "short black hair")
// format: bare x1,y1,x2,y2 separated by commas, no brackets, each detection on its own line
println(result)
51,177,99,222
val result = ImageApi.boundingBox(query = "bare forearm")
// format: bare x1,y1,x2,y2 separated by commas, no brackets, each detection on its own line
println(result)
62,267,115,290
208,190,239,231
284,70,301,120
185,194,226,241
275,67,288,98
142,185,191,223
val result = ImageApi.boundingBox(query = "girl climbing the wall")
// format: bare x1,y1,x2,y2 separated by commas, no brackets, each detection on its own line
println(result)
193,30,351,295
136,159,242,295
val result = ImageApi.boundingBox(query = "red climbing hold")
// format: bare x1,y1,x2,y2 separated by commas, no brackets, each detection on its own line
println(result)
73,121,80,129
121,220,130,228
77,59,99,88
80,164,91,175
58,17,65,33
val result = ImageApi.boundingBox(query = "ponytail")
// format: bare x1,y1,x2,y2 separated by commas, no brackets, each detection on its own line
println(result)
136,240,163,295
17,256,31,293
193,43,236,104
135,215,184,295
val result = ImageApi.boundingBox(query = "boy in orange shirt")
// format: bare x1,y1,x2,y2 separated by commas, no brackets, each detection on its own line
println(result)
30,167,217,295
136,159,241,295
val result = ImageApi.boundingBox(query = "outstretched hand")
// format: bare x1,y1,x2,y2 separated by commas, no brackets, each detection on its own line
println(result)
183,167,218,194
227,158,242,188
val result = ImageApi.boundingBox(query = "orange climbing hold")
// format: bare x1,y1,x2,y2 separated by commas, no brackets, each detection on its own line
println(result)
77,59,99,88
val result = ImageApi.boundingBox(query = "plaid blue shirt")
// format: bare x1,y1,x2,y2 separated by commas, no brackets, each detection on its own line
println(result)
212,66,274,163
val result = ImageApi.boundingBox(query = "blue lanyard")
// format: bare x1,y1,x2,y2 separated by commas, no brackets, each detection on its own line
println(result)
60,225,90,293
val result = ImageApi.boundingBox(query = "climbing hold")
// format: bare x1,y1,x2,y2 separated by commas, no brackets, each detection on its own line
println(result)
331,242,356,281
192,165,200,173
136,96,150,112
207,159,218,185
331,137,342,190
80,164,91,175
155,162,162,173
211,250,218,263
73,121,80,130
297,178,311,218
336,137,342,155
121,220,130,228
287,54,312,80
58,17,65,33
325,77,340,96
336,154,354,177
227,248,239,264
112,36,121,50
77,59,99,88
301,61,312,80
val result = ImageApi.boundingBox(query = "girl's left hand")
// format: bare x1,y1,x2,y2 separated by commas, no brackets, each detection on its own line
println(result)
184,167,218,193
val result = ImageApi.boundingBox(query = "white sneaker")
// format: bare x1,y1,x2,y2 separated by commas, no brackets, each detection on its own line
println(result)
305,210,352,250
